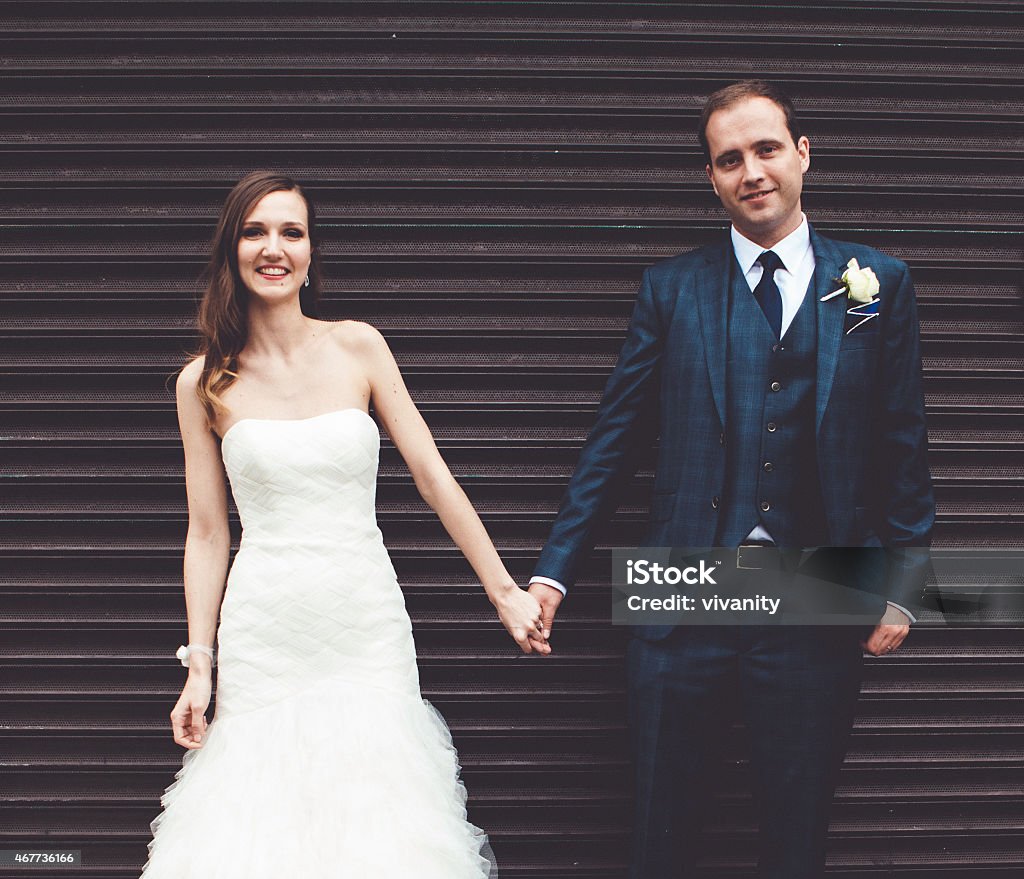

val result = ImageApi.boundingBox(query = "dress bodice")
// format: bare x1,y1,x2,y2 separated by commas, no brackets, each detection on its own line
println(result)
220,408,381,545
213,406,415,715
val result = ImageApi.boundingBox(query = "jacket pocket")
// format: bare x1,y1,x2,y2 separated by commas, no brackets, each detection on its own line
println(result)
841,332,879,351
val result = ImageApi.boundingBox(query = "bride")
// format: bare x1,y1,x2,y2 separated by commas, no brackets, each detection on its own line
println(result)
140,171,548,878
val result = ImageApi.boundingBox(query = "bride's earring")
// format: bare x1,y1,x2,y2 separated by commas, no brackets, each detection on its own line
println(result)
304,275,310,287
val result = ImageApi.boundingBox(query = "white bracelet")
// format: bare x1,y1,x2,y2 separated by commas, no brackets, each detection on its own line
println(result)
176,643,216,668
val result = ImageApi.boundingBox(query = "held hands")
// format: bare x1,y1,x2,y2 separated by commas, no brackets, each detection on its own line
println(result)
528,582,564,650
170,670,212,749
861,604,911,656
493,584,552,655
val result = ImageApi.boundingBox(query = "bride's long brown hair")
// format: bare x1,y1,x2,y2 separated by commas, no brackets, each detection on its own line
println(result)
188,171,323,424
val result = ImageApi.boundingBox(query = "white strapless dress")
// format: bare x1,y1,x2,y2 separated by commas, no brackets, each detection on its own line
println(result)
140,408,497,878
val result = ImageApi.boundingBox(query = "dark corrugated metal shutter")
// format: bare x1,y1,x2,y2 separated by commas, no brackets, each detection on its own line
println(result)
3,2,1022,876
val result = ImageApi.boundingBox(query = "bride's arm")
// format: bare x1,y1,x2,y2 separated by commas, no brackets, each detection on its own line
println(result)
170,358,232,746
176,358,232,660
348,323,550,654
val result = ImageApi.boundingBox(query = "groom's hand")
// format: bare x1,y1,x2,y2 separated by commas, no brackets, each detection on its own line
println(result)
861,604,911,656
528,582,564,646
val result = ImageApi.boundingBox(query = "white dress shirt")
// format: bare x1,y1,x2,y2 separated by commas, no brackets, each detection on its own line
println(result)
730,214,815,341
531,216,914,622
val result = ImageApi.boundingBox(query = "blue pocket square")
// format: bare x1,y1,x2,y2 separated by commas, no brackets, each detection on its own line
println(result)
845,299,879,334
848,299,879,316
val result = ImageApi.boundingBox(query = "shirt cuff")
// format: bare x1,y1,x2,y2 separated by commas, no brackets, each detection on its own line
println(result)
529,576,567,597
886,600,916,624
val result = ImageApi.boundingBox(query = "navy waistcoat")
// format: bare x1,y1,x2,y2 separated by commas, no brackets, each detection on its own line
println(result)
715,255,829,548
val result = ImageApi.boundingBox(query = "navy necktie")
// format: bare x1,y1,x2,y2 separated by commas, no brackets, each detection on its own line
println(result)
754,250,784,339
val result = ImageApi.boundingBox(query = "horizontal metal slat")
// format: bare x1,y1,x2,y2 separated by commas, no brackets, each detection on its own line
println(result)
2,0,1019,39
4,112,1022,153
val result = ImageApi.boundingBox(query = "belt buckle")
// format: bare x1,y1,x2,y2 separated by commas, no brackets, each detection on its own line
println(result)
736,544,775,570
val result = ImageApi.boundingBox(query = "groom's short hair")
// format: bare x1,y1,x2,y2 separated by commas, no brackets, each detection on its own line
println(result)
698,80,802,163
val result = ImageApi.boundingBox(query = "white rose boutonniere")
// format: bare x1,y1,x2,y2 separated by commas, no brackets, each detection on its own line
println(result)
820,258,882,334
841,258,879,303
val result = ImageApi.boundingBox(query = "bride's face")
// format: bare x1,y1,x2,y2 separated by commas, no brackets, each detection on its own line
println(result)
236,190,312,302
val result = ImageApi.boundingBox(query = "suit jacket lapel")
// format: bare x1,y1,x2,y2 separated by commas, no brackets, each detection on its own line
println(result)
811,226,847,433
695,232,731,427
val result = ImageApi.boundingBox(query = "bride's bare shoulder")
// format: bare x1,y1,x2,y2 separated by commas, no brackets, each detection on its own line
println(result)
320,319,388,354
175,354,205,393
174,356,212,430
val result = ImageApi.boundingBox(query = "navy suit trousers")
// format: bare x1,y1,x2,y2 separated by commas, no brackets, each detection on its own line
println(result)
627,621,864,879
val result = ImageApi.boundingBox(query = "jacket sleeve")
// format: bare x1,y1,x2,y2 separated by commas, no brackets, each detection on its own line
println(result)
533,267,665,591
874,261,936,608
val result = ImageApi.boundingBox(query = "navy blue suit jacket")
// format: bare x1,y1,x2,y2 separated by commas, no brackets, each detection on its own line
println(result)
534,225,935,612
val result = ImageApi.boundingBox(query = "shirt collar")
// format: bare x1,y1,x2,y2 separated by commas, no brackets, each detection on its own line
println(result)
730,214,810,275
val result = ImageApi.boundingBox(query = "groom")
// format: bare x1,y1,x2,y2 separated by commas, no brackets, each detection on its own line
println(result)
528,81,934,877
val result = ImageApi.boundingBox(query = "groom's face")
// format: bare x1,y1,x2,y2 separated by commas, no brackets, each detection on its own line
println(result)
704,96,810,247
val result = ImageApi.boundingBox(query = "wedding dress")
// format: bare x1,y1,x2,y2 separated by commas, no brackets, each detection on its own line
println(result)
141,408,497,878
